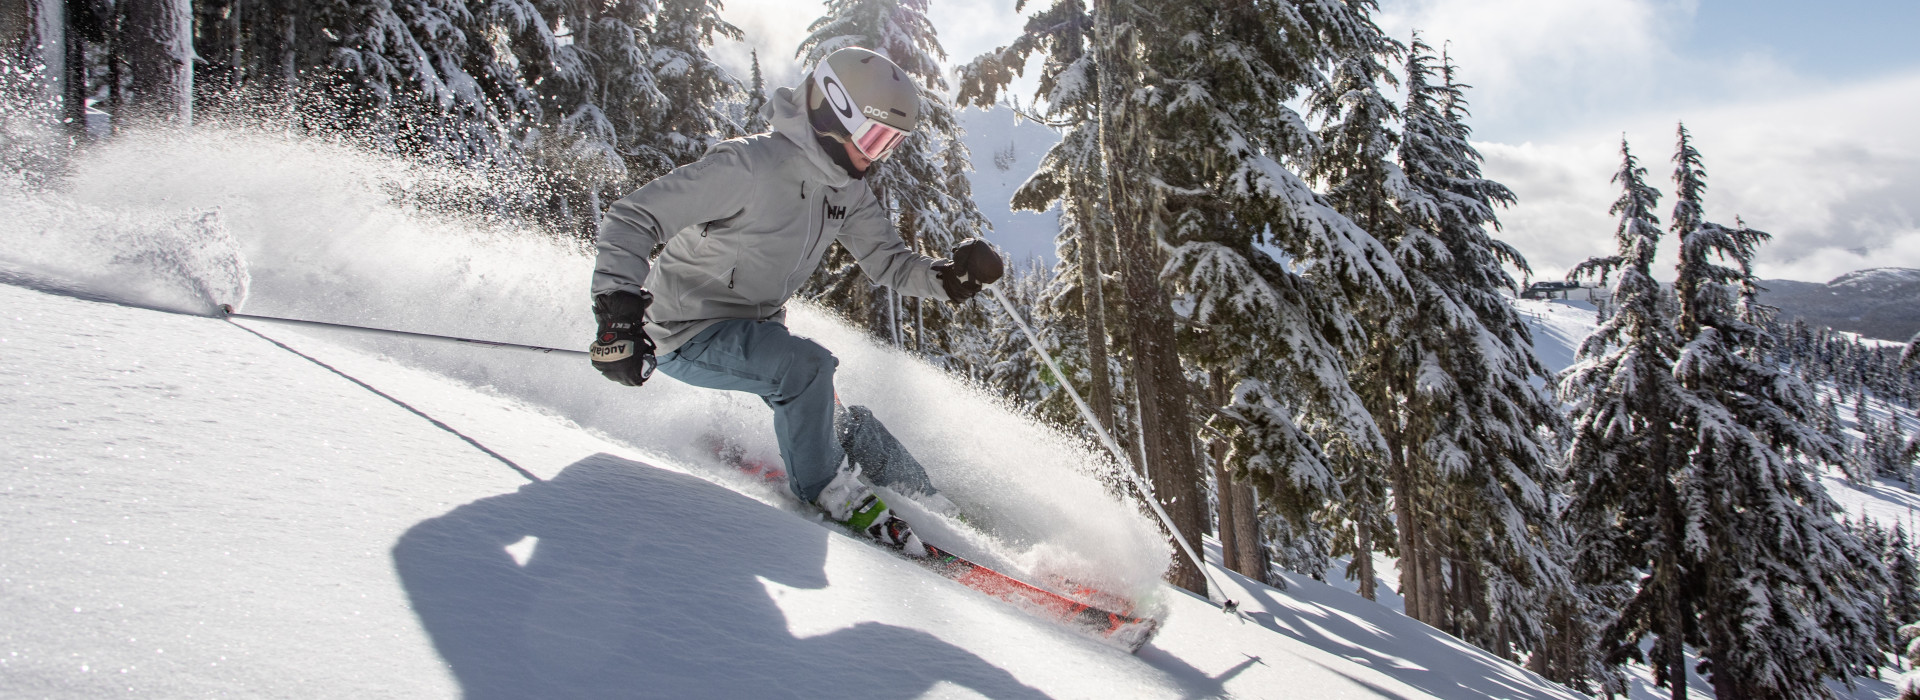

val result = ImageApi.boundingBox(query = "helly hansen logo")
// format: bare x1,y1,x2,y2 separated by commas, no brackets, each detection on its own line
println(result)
827,205,847,220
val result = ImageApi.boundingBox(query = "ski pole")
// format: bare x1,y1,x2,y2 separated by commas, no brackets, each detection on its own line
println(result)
987,286,1239,613
219,306,589,357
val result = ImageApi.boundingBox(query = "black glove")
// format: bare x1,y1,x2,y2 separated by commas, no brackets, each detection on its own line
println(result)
933,238,1005,304
591,291,657,387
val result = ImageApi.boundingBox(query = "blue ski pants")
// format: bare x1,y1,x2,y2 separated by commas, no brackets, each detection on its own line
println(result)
657,319,934,503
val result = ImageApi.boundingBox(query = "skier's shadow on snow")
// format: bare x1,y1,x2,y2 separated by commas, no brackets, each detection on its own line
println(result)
393,453,1050,700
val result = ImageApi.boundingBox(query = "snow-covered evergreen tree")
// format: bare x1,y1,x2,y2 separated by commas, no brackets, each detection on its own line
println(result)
632,0,740,178
742,49,769,134
961,0,1421,594
1565,128,1888,699
977,259,1055,413
1560,137,1691,698
1144,0,1405,591
1888,526,1920,651
1668,124,1885,699
1900,620,1920,700
299,0,543,161
1861,408,1920,487
1304,28,1403,605
795,0,988,359
1345,36,1566,659
515,0,668,238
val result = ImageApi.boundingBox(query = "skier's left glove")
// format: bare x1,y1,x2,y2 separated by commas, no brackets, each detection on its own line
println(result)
590,290,657,387
933,238,1005,304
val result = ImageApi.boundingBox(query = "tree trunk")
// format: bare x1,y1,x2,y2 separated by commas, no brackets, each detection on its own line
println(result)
5,0,64,116
63,0,90,140
1390,424,1426,622
1210,372,1237,574
1355,518,1376,600
1093,0,1205,596
252,0,297,96
191,0,236,108
121,0,191,126
1214,447,1238,574
1076,190,1117,433
1421,523,1445,628
105,0,120,128
1229,476,1265,581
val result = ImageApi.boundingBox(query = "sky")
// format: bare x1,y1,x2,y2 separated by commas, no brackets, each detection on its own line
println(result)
710,0,1920,284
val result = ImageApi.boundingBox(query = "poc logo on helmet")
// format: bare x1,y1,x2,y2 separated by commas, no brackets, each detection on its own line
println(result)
862,105,892,121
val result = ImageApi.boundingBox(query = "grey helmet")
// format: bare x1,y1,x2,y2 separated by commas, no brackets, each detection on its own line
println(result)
806,47,917,161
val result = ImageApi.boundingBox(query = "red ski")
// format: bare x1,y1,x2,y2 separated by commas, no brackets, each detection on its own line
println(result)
700,433,1162,652
917,542,1161,652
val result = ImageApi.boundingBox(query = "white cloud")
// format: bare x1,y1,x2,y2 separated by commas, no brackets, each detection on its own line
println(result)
1373,0,1815,140
1377,0,1920,283
1481,71,1920,284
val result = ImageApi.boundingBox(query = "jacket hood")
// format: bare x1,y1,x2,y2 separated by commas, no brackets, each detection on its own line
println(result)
768,85,853,189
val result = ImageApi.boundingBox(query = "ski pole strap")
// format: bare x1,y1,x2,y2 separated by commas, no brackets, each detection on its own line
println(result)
986,286,1238,613
218,306,589,357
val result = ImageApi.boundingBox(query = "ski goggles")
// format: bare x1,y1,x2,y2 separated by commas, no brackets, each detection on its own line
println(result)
812,62,912,161
849,119,909,161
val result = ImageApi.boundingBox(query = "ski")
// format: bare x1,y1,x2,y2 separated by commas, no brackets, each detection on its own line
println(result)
699,434,1162,652
915,542,1161,653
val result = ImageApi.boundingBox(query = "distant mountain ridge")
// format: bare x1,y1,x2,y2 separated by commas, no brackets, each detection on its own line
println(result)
1758,267,1920,341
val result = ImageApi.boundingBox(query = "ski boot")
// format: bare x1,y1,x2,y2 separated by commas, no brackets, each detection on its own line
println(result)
814,463,927,557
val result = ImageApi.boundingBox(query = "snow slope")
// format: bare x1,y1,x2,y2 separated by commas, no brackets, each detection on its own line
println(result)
0,280,1590,699
0,129,1583,698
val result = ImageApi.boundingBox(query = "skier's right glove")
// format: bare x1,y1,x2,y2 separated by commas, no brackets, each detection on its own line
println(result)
934,238,1006,304
590,290,657,387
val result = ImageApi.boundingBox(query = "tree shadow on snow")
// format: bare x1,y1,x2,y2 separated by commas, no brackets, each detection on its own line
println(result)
1233,578,1565,700
393,453,1049,699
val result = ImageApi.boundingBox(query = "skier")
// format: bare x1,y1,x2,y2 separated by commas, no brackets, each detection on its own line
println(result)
587,47,1004,551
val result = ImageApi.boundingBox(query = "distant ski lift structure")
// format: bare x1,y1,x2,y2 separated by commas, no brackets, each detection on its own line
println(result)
1522,280,1607,303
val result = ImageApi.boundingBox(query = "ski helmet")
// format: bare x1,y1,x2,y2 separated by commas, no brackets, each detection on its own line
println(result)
806,47,918,161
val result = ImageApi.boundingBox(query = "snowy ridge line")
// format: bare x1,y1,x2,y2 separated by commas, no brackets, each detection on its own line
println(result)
223,315,543,484
988,286,1239,614
221,306,589,357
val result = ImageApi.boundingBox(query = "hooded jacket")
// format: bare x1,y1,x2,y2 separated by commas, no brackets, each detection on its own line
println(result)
592,86,949,356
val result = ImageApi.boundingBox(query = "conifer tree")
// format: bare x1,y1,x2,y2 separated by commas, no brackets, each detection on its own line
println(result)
516,0,669,238
796,0,988,359
1561,138,1692,698
634,0,741,178
1305,28,1403,604
1565,129,1889,699
1357,38,1566,657
1889,526,1920,651
1667,123,1886,699
1141,0,1407,593
963,0,1411,593
743,49,769,134
299,0,547,161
